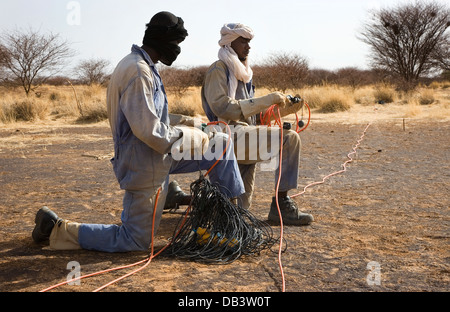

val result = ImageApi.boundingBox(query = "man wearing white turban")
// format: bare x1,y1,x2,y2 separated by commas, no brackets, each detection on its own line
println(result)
201,23,313,226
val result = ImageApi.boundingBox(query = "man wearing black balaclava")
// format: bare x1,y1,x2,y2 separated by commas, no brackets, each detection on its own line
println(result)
142,11,189,66
31,12,245,252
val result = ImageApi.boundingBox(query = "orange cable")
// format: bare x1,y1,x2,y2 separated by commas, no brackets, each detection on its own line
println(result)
291,123,371,198
91,123,233,291
40,122,233,292
92,187,161,292
273,106,286,292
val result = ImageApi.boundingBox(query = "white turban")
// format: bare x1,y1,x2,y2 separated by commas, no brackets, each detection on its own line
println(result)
218,23,254,47
218,23,254,99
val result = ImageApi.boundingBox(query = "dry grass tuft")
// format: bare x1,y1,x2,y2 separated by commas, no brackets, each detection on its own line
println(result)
295,85,352,113
418,88,435,105
404,98,423,117
0,92,49,123
318,89,352,113
0,84,108,123
167,87,204,117
1,82,449,124
373,84,396,103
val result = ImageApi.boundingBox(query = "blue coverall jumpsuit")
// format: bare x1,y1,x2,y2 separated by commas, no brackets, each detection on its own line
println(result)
77,45,245,252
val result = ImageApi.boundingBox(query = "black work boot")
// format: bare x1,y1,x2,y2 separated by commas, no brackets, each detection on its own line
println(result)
164,181,191,210
268,196,314,226
32,206,61,243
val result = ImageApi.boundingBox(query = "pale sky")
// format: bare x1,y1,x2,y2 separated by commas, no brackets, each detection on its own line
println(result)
1,0,448,74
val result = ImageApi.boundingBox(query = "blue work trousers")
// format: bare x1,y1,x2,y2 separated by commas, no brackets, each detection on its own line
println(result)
77,137,244,253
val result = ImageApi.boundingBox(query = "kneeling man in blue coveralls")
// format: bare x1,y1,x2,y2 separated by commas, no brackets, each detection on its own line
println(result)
31,11,245,252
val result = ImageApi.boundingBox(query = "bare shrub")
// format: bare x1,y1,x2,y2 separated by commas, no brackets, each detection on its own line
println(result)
0,28,74,95
358,1,450,90
305,69,337,86
73,58,111,86
254,52,309,92
335,67,376,88
160,66,208,98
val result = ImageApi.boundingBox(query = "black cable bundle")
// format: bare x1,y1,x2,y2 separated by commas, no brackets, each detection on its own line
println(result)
162,176,277,263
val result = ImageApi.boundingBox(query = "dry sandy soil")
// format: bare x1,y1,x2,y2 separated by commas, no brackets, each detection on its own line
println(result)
0,102,448,294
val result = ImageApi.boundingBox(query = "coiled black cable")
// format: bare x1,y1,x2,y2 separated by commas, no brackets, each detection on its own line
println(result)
161,176,278,264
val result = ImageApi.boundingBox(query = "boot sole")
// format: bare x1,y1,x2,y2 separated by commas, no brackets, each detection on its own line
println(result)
32,207,58,243
268,212,314,226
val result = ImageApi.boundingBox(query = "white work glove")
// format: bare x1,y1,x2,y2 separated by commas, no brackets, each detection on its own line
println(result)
239,92,290,119
276,95,305,117
202,123,226,139
171,126,209,161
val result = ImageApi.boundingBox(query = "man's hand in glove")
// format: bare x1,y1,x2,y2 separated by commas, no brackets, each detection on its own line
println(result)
266,91,291,108
171,126,209,160
239,91,291,119
275,95,304,118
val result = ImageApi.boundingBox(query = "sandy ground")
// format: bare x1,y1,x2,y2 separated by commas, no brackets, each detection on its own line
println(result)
0,101,448,293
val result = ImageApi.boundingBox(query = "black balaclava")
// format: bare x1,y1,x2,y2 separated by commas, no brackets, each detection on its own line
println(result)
143,11,188,66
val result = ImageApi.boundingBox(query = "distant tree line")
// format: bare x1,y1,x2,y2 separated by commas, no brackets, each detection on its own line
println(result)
0,1,448,95
158,58,448,94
